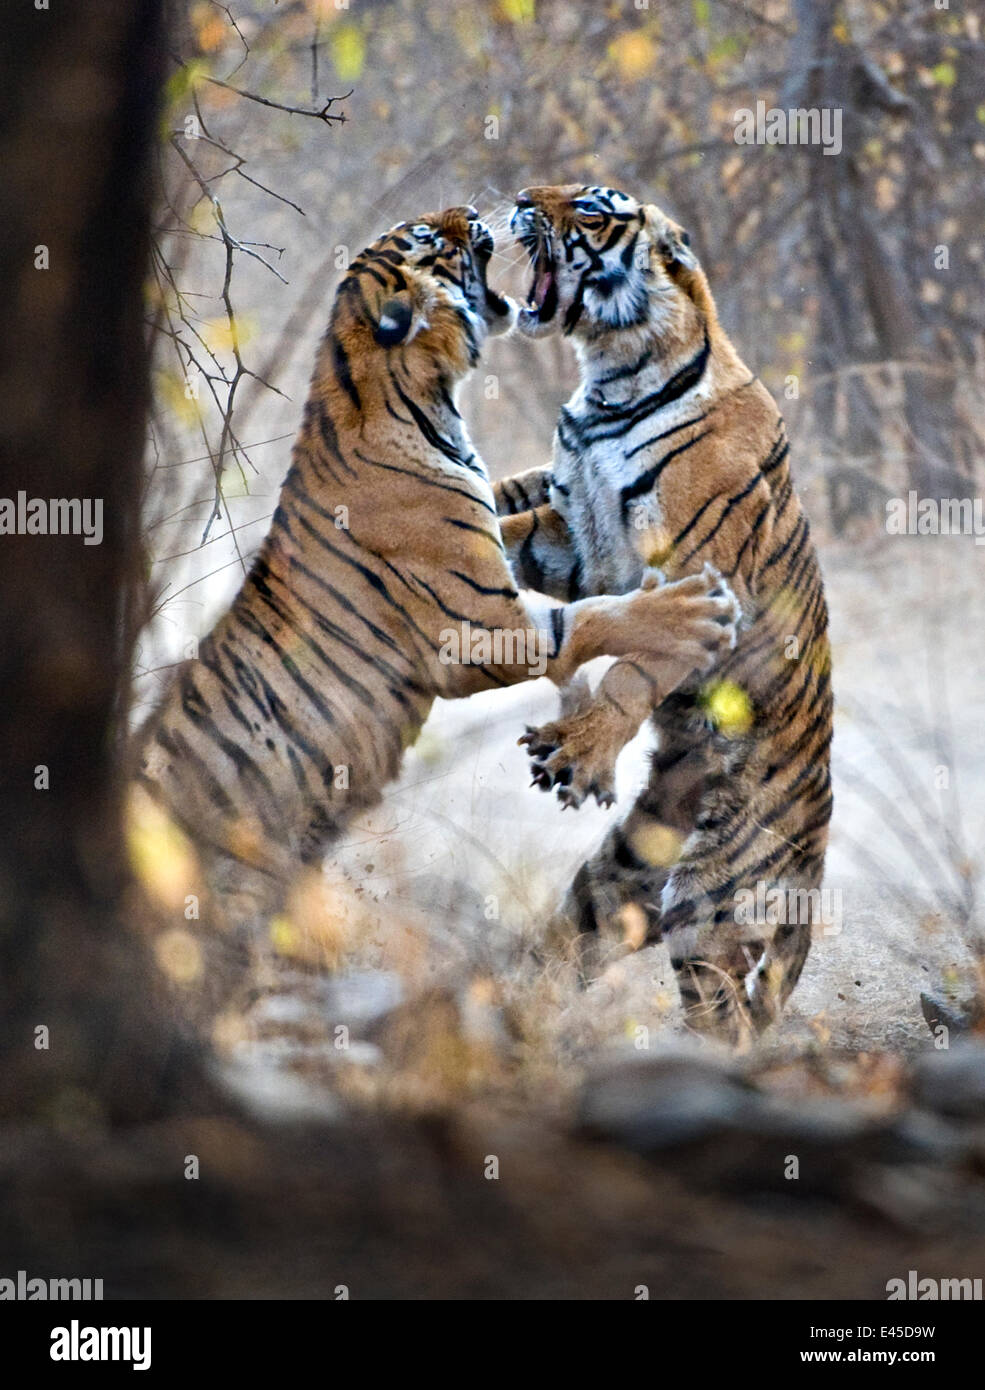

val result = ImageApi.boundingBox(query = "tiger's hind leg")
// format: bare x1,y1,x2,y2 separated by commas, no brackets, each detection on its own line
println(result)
721,855,827,1036
551,712,712,972
659,764,832,1045
556,718,831,1043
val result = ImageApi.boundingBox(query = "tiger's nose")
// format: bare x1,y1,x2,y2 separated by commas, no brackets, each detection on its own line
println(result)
510,193,537,233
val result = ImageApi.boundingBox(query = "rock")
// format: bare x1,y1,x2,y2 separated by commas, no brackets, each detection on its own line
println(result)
578,1052,754,1150
314,969,404,1031
920,991,983,1040
912,1039,985,1120
218,1054,341,1122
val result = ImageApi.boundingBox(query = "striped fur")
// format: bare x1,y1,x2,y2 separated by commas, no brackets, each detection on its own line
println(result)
495,185,833,1045
136,205,740,989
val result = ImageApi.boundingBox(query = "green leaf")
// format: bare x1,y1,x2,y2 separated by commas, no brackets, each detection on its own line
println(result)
501,0,535,22
331,25,365,82
163,58,210,109
708,34,743,63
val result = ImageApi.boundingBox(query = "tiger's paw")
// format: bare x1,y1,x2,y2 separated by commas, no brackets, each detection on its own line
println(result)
633,563,741,674
520,702,627,810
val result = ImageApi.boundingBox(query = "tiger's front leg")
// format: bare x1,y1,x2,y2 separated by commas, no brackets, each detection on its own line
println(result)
493,465,554,517
498,500,583,601
521,566,740,807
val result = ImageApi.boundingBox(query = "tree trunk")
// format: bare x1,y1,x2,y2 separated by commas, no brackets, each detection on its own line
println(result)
783,0,956,518
0,0,206,1122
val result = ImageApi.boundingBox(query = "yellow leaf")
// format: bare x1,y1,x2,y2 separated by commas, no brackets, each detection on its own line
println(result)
499,0,535,22
702,679,753,738
155,368,202,429
331,24,365,81
154,928,203,986
127,787,199,913
201,313,256,354
270,914,303,957
193,10,228,54
628,821,683,869
188,197,216,234
875,175,896,212
609,31,657,81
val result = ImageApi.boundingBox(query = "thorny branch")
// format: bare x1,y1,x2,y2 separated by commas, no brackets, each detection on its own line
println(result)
152,40,347,552
204,75,350,126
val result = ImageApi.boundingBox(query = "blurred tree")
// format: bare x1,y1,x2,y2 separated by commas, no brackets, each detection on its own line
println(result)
0,0,208,1123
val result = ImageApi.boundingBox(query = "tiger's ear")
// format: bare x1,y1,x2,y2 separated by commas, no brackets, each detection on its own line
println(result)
372,294,415,347
643,206,698,271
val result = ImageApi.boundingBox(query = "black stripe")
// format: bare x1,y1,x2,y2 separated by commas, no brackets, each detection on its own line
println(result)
278,503,419,640
233,605,346,725
177,678,280,821
668,491,720,552
597,344,654,387
620,430,711,521
762,512,807,574
566,557,582,602
286,744,313,798
154,724,237,815
313,399,355,477
257,558,422,710
353,449,496,515
579,332,711,440
624,413,708,461
727,498,772,579
250,667,339,787
676,471,763,566
282,550,411,663
449,569,517,598
400,565,485,625
332,337,362,413
392,381,467,467
517,514,547,591
444,517,498,541
761,435,790,477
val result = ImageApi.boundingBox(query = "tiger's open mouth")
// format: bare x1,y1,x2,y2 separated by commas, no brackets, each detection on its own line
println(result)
511,208,558,330
521,237,558,326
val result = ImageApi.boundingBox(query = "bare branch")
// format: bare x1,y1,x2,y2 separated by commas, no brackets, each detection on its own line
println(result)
203,75,350,125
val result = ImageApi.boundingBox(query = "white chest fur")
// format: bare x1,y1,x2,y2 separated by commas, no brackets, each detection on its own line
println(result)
550,392,672,595
549,349,719,595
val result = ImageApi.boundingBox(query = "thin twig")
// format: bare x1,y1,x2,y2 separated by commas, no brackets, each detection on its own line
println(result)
203,75,349,125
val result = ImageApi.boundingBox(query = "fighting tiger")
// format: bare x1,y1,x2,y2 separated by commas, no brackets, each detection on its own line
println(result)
494,184,833,1044
135,204,738,1000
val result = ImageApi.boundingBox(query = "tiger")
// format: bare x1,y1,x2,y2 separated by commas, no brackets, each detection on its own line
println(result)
135,204,740,1006
493,184,833,1046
